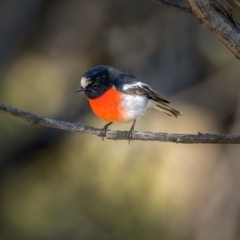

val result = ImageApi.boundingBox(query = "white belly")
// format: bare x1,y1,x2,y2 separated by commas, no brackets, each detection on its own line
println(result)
119,94,150,122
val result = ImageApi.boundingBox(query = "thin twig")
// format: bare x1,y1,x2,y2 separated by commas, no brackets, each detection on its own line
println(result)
151,0,192,13
1,103,240,144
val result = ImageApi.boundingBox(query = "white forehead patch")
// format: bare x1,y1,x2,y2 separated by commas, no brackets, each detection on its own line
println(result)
80,77,89,89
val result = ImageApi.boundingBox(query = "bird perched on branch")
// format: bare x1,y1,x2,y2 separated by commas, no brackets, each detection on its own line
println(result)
75,65,181,142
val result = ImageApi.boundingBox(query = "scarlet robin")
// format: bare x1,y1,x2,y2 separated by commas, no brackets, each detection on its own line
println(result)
75,65,181,141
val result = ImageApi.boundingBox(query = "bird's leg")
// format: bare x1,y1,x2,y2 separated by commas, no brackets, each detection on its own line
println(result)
99,122,113,140
127,120,136,144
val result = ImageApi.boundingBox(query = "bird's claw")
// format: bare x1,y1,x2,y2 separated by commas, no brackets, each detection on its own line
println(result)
127,130,134,144
99,122,113,141
99,127,107,140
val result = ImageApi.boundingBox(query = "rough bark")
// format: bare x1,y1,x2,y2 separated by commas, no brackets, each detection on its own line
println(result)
1,103,240,144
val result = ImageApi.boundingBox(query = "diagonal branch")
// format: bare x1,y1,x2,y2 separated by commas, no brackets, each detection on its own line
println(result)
151,0,192,13
187,0,240,59
227,0,240,13
152,0,240,59
1,103,240,144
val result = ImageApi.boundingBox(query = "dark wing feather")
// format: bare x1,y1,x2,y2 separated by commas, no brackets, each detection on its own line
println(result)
118,81,181,118
136,83,170,104
117,81,169,104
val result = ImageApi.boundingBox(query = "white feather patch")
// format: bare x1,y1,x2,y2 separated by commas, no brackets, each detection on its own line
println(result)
120,94,149,122
80,77,89,89
122,83,139,91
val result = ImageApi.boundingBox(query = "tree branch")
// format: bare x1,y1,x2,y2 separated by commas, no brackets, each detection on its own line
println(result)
187,0,240,59
151,0,192,13
227,0,240,13
1,103,240,144
151,0,240,59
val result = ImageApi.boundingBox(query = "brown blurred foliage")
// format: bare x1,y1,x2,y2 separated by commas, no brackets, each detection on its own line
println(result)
0,0,240,240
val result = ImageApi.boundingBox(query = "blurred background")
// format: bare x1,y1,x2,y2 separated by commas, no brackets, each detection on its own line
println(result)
0,0,240,239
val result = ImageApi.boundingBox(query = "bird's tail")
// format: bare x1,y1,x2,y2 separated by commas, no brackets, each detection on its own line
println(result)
154,103,182,118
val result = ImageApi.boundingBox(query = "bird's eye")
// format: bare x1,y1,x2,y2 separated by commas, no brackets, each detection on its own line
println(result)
91,82,98,87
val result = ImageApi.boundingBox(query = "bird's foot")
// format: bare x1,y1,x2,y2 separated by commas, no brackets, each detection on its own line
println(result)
127,130,134,144
99,122,113,140
127,120,136,144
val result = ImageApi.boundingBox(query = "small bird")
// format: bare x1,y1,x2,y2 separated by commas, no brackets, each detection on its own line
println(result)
75,65,181,141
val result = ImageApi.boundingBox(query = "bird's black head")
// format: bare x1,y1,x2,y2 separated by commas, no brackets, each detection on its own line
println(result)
75,65,139,98
79,65,113,99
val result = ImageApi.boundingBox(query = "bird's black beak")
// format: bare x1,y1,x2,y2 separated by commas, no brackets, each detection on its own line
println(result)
74,86,84,93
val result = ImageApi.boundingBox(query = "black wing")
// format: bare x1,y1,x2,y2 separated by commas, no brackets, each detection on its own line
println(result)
116,79,170,104
108,67,181,117
117,80,181,118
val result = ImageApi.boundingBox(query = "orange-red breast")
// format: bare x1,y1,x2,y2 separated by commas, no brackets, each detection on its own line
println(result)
75,65,181,141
